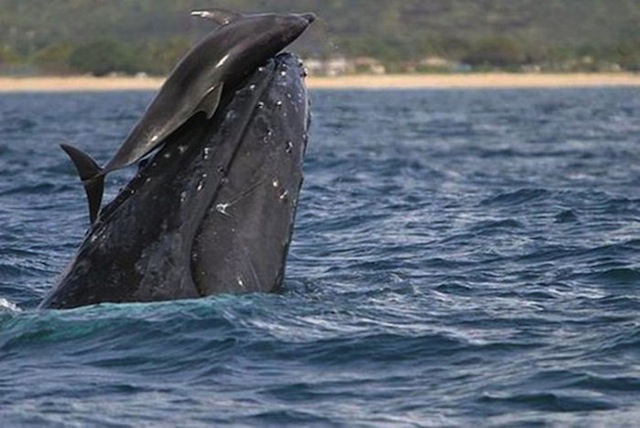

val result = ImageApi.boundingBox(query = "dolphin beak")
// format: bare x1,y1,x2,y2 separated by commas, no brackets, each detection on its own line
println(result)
300,13,317,24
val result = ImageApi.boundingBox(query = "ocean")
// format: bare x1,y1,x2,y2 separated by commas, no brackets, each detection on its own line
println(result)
1,86,639,426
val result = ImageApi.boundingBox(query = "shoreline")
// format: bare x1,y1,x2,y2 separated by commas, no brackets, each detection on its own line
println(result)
0,73,640,92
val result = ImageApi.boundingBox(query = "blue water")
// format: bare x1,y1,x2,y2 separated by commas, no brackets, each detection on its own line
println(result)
1,87,640,426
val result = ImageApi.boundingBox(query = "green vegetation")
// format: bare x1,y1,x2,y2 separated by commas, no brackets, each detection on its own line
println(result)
68,40,138,76
1,0,640,75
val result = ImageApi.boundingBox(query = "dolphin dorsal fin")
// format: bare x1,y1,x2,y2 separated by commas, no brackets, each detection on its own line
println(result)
60,144,105,225
190,9,243,25
196,83,224,119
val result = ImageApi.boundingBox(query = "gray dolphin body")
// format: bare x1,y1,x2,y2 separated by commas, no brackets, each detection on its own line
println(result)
62,10,315,223
39,52,309,309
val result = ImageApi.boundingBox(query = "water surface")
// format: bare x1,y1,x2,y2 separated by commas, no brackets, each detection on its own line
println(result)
1,87,640,426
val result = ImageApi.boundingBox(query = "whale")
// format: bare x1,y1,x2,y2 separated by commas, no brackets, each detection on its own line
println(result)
39,52,310,310
62,10,315,224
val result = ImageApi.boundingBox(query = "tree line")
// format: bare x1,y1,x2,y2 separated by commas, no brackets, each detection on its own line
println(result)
1,0,640,75
1,38,193,76
2,36,638,76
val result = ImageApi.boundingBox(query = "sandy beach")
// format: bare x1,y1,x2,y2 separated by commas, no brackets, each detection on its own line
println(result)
307,73,640,89
0,73,639,92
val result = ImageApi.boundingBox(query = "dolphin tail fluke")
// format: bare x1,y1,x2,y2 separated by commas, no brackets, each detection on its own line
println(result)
60,144,105,224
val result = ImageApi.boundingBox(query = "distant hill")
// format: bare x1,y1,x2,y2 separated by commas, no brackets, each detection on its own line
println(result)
1,0,639,75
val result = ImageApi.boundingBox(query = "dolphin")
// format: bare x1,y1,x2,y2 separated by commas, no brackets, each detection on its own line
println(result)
39,52,310,309
62,9,315,224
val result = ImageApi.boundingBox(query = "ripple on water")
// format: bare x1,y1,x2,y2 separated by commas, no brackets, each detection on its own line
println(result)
1,88,640,424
